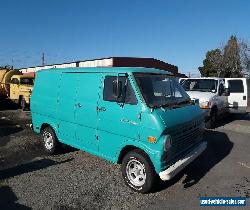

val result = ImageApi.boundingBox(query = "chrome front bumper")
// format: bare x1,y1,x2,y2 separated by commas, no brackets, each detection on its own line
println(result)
159,141,207,181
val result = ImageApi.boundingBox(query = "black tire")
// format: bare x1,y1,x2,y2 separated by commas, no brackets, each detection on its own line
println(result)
21,97,26,111
205,111,217,129
41,126,58,155
121,149,156,193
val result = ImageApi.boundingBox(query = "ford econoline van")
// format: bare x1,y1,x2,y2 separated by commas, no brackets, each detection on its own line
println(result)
31,67,207,193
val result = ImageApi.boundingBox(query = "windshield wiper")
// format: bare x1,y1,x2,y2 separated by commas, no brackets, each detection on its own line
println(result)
177,100,191,105
160,103,180,109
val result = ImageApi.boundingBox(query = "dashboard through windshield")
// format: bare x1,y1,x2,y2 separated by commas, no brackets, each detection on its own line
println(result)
134,73,190,108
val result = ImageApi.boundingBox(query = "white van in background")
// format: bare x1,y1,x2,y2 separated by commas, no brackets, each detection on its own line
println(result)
224,78,248,113
179,77,248,128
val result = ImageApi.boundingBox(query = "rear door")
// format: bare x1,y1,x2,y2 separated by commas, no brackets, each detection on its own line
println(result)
225,78,247,112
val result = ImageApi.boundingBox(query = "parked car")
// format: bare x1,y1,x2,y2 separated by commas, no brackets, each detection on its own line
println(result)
31,67,206,193
0,69,34,110
180,77,248,128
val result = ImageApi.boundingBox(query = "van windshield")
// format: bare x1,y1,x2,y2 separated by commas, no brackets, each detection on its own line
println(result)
181,79,217,92
134,73,190,108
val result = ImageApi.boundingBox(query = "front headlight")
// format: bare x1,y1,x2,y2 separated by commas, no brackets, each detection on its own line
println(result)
200,101,210,109
164,135,172,151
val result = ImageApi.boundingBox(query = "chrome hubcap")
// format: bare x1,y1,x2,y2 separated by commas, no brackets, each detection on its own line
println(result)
43,131,53,150
126,159,146,187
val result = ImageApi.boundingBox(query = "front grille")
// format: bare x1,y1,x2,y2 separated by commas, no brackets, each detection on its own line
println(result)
167,118,203,158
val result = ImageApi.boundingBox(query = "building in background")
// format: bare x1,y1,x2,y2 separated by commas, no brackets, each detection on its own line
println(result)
18,57,187,78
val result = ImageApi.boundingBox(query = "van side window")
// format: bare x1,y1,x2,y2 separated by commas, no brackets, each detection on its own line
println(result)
228,80,244,93
103,76,137,105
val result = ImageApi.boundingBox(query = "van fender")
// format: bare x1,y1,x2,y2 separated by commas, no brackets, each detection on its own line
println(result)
115,139,162,173
40,121,59,137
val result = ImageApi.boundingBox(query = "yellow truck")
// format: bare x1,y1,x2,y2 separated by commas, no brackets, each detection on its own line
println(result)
0,68,34,110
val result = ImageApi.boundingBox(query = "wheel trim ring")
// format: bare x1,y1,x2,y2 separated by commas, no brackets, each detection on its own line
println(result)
126,159,146,187
43,131,53,150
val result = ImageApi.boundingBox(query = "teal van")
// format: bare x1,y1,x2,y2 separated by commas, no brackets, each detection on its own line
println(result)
31,67,207,193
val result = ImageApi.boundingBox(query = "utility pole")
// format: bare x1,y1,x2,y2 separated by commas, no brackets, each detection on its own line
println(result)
11,58,14,69
42,53,45,66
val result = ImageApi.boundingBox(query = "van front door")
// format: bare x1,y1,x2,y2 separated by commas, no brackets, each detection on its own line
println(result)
225,78,247,112
97,74,140,161
74,73,102,153
217,81,228,114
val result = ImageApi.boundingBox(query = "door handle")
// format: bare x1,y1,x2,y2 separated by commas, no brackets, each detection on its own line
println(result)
75,103,82,108
97,106,106,112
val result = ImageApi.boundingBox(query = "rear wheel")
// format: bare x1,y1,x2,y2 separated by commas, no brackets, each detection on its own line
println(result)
121,149,156,193
21,97,27,111
41,127,58,155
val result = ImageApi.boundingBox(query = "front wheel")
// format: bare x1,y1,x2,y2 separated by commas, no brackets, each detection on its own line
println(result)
121,150,156,193
205,111,217,129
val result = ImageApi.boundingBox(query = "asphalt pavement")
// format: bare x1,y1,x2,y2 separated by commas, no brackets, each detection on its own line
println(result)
0,99,249,209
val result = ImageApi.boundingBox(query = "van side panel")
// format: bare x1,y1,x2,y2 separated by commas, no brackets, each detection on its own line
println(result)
31,71,60,134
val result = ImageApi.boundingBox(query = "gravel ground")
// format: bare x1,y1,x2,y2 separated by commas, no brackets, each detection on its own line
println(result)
0,99,249,209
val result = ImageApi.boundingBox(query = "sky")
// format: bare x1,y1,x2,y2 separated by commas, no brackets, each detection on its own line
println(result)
0,0,250,76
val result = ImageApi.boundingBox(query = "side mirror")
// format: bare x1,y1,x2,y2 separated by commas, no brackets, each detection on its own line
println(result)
112,79,122,99
191,98,199,105
224,88,230,96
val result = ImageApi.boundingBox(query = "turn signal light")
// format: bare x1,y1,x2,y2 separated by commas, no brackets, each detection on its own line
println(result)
148,136,157,143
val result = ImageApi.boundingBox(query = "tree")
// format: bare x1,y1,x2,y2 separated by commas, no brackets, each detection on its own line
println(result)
221,36,242,77
239,40,250,77
0,65,13,70
199,35,250,78
198,49,223,77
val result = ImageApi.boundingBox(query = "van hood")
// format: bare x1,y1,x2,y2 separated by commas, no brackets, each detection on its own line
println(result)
155,105,203,129
186,91,216,104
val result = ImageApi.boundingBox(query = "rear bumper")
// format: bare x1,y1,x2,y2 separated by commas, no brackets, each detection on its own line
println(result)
159,141,207,181
229,106,247,113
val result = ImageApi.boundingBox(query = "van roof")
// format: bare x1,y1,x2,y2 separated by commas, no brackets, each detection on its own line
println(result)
12,74,35,79
181,77,221,80
36,67,173,75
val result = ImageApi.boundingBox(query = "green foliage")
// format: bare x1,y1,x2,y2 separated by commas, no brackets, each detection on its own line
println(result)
198,49,223,77
199,36,249,78
221,36,242,77
0,65,13,70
